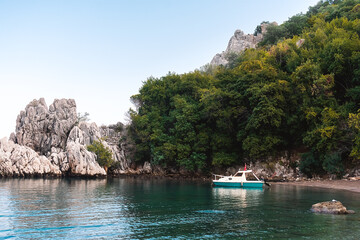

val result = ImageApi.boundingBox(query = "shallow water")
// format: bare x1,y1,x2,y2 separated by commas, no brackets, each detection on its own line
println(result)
0,178,359,239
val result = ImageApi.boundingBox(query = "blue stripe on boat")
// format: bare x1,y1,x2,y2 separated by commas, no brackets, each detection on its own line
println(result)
213,182,263,188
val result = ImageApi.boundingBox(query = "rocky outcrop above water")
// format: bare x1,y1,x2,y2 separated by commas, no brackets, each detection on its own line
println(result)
0,137,61,176
210,22,276,66
14,98,77,155
311,200,355,214
0,98,129,177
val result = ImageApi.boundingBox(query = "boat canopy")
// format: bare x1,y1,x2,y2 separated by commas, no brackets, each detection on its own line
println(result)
235,170,253,174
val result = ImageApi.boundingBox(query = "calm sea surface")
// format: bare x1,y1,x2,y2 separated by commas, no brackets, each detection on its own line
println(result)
0,177,359,239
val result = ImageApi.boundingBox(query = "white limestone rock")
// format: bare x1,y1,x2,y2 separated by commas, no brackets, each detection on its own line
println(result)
296,39,305,48
13,98,77,155
49,147,69,172
66,124,105,176
46,99,77,153
100,123,130,172
14,98,49,152
66,141,106,176
211,53,229,66
67,122,129,173
210,22,277,66
77,122,102,145
4,98,131,177
0,137,61,177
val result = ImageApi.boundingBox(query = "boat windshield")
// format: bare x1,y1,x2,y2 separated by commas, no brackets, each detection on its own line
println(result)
233,172,243,177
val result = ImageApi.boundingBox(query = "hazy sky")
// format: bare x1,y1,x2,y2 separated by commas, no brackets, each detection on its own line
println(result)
0,0,319,138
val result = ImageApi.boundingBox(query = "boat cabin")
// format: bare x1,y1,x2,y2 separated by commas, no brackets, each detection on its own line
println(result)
212,169,264,188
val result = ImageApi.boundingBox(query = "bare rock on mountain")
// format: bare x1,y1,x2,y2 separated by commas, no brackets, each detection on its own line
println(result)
210,22,277,66
227,30,260,52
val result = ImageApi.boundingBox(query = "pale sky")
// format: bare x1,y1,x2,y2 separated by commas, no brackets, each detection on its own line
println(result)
0,0,319,138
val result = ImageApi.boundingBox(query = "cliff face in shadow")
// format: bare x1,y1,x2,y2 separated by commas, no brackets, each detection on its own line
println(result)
0,98,130,177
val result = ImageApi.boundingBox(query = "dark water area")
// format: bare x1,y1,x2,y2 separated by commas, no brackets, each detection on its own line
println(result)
0,178,359,239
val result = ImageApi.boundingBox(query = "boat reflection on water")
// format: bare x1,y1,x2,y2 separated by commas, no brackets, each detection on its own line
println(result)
212,187,264,209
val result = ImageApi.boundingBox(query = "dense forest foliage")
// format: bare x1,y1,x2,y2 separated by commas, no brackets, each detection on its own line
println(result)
127,0,360,177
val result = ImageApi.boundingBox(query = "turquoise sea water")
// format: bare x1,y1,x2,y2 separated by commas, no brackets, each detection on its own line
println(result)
0,178,359,239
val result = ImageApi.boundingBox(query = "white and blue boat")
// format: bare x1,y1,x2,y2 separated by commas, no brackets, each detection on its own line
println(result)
213,169,265,188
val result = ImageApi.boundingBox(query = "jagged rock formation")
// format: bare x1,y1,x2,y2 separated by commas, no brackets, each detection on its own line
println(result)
0,98,129,177
14,98,77,155
210,22,277,66
0,137,61,176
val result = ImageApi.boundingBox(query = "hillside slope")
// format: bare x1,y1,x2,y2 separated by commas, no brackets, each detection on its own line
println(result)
127,0,360,178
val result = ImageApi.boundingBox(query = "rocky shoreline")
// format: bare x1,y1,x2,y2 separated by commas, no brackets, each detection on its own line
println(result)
274,179,360,193
2,168,359,196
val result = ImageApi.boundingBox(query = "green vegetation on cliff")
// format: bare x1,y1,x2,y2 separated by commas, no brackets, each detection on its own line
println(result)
128,0,360,176
87,140,114,172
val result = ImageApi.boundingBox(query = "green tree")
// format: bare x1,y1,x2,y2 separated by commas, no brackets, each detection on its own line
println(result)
254,21,270,36
87,140,114,172
76,112,90,125
259,24,287,46
127,0,360,176
349,110,360,159
283,14,309,37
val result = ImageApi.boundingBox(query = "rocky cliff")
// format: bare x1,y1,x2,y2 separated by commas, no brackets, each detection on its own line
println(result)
0,98,129,177
210,22,276,66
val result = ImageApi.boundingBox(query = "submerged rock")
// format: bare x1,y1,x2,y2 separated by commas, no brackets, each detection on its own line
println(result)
311,200,355,214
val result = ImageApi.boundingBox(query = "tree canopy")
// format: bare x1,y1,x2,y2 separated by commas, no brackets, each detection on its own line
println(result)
128,0,360,177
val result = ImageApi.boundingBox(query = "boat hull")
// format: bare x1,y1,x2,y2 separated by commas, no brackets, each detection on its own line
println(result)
213,181,264,188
